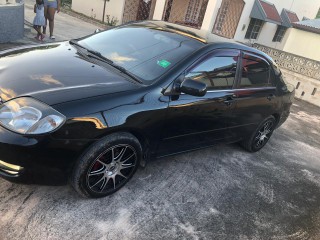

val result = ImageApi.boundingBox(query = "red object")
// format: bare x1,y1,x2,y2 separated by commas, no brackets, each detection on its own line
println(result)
259,0,282,23
285,10,299,23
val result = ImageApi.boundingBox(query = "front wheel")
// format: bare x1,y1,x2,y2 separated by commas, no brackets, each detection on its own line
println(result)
70,132,142,198
240,116,276,152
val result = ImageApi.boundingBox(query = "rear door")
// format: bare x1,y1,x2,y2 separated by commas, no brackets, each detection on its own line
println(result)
229,52,277,138
157,49,241,156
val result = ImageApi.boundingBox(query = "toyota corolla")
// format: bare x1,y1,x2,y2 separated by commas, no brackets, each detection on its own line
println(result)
0,21,294,198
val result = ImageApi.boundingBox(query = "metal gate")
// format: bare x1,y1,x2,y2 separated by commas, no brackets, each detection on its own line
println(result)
212,0,245,39
122,0,157,24
163,0,209,29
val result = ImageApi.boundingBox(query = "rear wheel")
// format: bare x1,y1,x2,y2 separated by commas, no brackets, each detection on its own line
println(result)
240,116,276,152
71,132,141,198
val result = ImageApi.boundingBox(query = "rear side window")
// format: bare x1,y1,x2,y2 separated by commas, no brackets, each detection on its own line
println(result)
185,50,239,90
240,53,270,88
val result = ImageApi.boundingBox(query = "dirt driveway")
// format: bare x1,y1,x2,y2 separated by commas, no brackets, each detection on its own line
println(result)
1,99,320,240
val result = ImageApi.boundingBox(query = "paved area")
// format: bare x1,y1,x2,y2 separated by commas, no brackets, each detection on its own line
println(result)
1,100,320,239
1,4,320,239
24,0,98,42
25,0,97,42
0,1,99,51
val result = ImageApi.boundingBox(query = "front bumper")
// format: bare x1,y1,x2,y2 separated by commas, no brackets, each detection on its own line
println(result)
0,126,94,184
0,160,23,176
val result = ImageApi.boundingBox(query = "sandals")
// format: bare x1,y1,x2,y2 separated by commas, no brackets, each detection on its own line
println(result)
35,34,45,41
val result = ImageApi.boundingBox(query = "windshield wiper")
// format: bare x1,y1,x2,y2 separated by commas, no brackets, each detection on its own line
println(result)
70,40,110,62
69,40,142,84
109,63,143,84
86,49,114,64
69,39,86,49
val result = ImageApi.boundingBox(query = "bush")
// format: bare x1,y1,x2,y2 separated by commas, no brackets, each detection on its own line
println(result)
61,0,72,8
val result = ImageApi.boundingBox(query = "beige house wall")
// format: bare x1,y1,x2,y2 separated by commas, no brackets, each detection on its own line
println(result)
72,0,125,24
282,28,320,61
153,0,166,20
72,0,320,62
282,69,320,107
233,0,320,40
220,0,320,50
201,0,219,34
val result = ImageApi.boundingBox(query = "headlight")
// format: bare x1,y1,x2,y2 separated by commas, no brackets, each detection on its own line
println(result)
0,97,65,134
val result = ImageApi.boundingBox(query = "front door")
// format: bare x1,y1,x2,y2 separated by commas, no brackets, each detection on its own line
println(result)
157,49,241,156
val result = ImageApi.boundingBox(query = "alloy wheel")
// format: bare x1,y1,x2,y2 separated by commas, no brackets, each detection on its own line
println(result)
254,120,274,149
86,144,137,194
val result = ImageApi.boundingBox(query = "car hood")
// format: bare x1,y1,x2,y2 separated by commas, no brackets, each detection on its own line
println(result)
0,42,140,105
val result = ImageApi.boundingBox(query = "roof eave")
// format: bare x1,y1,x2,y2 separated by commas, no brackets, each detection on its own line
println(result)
250,0,282,25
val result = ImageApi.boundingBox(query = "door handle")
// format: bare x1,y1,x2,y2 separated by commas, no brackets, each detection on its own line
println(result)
267,94,275,101
223,95,236,106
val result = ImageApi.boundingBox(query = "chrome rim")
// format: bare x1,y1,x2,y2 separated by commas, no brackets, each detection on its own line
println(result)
254,120,274,149
86,144,137,193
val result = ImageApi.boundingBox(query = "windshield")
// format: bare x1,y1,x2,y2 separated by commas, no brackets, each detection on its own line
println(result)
78,24,204,83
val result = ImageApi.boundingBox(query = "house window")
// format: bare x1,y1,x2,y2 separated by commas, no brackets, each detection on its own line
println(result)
272,26,287,42
215,1,230,32
163,0,208,29
185,0,202,24
212,0,245,39
245,18,264,39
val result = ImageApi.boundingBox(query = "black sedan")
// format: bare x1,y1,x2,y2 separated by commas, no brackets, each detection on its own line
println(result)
0,21,294,198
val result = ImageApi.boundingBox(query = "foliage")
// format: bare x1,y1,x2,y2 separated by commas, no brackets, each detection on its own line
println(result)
317,8,320,19
61,0,72,8
105,15,118,26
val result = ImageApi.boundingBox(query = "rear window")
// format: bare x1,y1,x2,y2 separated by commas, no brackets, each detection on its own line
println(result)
79,26,203,83
240,53,270,88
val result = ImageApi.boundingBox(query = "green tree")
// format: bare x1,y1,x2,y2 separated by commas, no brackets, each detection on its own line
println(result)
317,8,320,18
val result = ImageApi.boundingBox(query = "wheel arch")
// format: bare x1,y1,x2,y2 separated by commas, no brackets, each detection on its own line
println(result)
98,128,152,167
272,113,280,126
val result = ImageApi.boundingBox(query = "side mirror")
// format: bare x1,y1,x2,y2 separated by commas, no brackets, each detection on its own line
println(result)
94,29,101,34
179,79,207,97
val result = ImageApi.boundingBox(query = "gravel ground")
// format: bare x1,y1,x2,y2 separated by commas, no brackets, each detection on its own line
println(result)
1,99,320,239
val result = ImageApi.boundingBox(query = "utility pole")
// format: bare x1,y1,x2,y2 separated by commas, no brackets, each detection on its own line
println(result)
102,0,109,23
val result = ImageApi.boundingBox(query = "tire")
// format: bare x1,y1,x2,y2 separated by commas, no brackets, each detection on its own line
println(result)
240,116,276,153
70,132,142,198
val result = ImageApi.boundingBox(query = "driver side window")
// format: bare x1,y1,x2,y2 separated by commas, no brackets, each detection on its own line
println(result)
185,50,240,90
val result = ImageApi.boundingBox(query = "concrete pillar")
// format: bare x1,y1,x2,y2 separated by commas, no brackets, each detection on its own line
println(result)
200,0,220,36
0,2,24,43
153,0,166,20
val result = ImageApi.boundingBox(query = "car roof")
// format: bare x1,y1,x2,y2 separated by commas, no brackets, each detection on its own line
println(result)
125,20,208,44
207,42,274,62
129,21,274,63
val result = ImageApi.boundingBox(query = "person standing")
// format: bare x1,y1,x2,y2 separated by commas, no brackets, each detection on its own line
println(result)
43,0,61,40
33,0,46,41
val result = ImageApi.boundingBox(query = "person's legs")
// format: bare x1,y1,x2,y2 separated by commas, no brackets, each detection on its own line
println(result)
33,26,41,36
48,7,56,38
33,26,42,40
43,6,48,34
